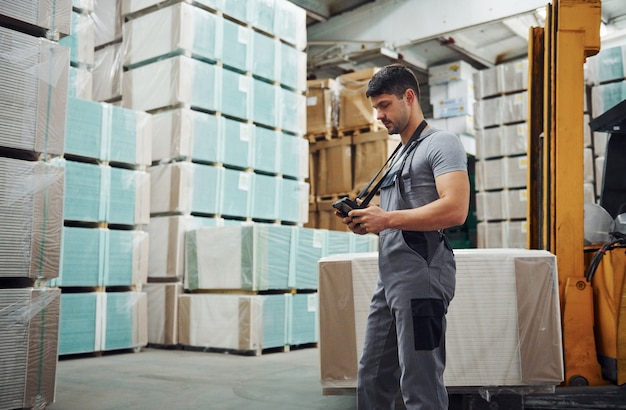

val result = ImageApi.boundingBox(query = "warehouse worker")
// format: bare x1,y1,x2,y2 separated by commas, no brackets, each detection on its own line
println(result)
338,64,470,409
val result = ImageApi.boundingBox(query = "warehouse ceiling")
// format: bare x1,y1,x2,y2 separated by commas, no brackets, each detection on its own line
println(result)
292,0,626,84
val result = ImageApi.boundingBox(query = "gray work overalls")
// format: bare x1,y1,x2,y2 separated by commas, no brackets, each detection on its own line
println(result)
357,127,456,410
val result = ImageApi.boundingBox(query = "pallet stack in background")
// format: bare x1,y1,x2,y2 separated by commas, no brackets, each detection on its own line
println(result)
307,68,396,234
36,0,153,359
116,0,329,355
472,59,530,249
0,1,70,408
426,61,478,249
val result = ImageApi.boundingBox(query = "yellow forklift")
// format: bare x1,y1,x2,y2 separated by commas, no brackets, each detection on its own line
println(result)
451,0,626,408
526,0,626,389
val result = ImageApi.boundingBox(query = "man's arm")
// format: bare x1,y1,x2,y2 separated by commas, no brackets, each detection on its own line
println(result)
347,170,470,234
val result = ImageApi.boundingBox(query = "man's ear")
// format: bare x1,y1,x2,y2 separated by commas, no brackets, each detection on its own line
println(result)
405,89,415,104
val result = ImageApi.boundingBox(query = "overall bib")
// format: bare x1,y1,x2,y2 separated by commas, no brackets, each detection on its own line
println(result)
357,128,456,410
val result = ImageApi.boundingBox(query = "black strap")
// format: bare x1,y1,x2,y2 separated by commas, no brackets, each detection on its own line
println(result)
357,120,428,207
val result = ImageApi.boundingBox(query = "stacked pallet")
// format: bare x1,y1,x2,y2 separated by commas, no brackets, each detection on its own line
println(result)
51,98,151,356
60,0,95,100
182,223,376,354
473,58,531,248
0,2,70,407
116,0,317,354
318,250,564,394
306,68,395,235
37,0,153,358
426,60,478,248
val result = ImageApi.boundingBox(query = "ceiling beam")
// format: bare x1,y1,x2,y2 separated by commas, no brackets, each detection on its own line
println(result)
287,0,331,20
307,0,549,48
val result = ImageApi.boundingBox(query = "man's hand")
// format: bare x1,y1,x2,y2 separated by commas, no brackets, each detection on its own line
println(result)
348,205,387,234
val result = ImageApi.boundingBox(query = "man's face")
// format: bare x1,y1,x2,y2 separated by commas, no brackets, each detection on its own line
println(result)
370,90,410,135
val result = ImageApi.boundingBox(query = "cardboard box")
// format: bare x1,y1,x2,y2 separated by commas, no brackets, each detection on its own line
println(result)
337,68,381,130
428,60,477,85
352,130,400,192
313,137,352,196
306,78,336,135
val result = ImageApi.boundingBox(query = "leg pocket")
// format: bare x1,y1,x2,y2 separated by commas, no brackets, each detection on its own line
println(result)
410,298,445,351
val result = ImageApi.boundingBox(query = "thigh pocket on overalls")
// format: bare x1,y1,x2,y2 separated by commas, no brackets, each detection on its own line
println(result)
410,298,445,351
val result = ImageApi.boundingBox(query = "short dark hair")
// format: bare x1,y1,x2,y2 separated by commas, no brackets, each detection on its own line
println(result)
366,64,421,100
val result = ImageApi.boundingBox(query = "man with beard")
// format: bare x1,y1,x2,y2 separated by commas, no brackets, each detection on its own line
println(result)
338,64,470,409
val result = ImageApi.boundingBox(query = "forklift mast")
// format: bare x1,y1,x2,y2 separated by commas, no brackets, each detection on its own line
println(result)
527,0,604,386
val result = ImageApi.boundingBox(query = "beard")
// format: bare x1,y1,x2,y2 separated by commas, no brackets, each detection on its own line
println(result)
384,105,410,135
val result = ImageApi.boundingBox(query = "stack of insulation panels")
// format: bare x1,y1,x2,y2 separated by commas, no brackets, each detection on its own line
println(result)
0,157,65,279
472,59,531,248
0,26,69,156
0,288,61,410
318,249,564,393
0,3,70,408
118,0,310,350
57,291,147,355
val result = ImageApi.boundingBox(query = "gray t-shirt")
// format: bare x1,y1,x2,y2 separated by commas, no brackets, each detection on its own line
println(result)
381,126,467,211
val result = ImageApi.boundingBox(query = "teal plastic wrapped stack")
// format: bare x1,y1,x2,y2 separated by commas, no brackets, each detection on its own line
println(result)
221,116,252,169
65,97,106,160
221,168,252,218
108,105,151,167
108,167,149,225
191,164,222,215
185,224,294,291
351,234,380,253
274,0,306,49
68,65,92,99
220,17,251,73
252,31,277,83
58,292,100,355
220,67,251,121
278,43,298,90
260,224,294,290
250,0,275,35
54,226,106,287
326,231,352,256
253,126,279,174
288,293,318,345
103,292,147,351
59,11,94,67
280,133,306,178
123,2,221,69
123,56,219,113
293,227,327,290
279,178,306,223
151,108,223,164
250,173,279,221
262,294,289,349
149,162,222,215
105,230,148,287
278,87,300,134
61,160,107,223
220,0,248,25
252,78,278,128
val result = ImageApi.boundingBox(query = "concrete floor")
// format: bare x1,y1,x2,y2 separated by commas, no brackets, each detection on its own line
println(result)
47,347,356,410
